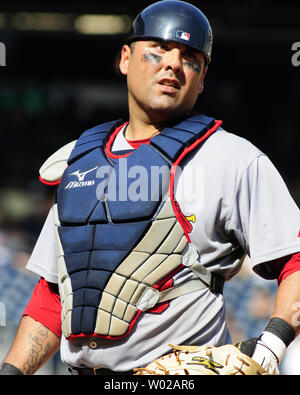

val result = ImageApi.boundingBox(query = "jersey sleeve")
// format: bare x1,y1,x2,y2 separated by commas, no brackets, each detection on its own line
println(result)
227,155,300,279
26,206,58,283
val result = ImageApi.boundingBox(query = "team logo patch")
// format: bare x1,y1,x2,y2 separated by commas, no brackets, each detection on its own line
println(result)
185,214,196,233
176,30,191,41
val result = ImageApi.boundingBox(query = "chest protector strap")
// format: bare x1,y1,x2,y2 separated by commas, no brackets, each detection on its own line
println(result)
47,115,223,341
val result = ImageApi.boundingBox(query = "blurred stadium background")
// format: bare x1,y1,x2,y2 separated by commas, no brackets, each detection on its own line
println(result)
0,0,299,374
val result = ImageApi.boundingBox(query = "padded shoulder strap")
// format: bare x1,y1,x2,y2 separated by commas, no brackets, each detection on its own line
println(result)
39,119,123,186
68,119,123,164
39,140,77,185
150,114,217,161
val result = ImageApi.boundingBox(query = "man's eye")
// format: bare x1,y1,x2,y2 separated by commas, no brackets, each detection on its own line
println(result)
152,42,168,51
184,51,196,60
156,46,166,52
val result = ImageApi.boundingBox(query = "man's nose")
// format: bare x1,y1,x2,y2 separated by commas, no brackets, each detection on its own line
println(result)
164,48,183,73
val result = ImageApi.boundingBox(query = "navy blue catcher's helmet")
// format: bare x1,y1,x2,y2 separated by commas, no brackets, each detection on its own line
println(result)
127,0,213,63
115,0,213,75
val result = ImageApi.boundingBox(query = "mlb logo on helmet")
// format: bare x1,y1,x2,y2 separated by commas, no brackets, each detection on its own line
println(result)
176,30,190,41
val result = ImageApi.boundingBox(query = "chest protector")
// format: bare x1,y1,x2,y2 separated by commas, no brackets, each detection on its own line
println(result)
44,114,223,341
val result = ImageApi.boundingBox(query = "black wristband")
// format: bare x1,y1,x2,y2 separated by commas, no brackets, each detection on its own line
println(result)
264,317,295,348
0,363,24,375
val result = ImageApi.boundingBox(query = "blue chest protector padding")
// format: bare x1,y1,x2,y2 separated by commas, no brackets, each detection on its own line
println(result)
56,114,216,337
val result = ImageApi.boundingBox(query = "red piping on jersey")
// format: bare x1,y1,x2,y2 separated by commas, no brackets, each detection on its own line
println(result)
39,175,61,186
153,264,184,289
169,120,223,242
126,137,151,149
105,122,130,159
67,310,143,342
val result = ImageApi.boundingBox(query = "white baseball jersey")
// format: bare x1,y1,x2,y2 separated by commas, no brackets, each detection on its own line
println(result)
26,126,300,371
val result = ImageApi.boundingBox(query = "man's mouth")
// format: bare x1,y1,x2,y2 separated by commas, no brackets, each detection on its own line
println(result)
159,78,180,90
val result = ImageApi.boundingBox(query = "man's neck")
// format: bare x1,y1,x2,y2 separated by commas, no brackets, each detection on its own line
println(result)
124,117,161,141
125,104,190,140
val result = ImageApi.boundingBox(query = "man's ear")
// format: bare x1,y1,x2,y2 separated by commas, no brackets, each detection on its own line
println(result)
118,45,131,76
198,66,208,94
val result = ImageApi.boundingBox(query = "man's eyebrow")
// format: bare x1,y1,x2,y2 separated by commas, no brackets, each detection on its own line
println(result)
148,38,169,46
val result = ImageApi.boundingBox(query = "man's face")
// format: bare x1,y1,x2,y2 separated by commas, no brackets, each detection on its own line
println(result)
119,40,207,124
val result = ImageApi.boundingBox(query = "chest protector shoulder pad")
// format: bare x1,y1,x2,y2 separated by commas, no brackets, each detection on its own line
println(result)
51,115,222,341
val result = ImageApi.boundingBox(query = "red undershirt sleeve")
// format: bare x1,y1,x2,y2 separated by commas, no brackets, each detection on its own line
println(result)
277,252,300,285
23,278,62,338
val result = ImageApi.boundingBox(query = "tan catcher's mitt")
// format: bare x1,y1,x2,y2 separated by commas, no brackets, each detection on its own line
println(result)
134,344,269,375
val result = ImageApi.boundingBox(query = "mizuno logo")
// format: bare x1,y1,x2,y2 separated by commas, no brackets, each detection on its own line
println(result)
70,166,99,181
188,356,223,374
65,166,99,189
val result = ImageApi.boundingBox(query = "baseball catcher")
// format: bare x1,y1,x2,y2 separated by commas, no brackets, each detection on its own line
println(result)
1,0,300,375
